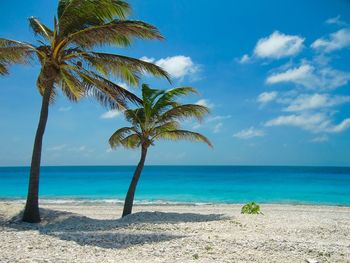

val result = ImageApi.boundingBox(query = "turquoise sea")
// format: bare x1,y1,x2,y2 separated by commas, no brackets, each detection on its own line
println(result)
0,166,350,205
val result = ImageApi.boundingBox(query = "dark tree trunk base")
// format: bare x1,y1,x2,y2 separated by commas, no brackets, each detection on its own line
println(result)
22,205,41,223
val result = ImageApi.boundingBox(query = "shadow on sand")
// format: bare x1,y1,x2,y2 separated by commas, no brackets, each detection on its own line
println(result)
0,208,225,249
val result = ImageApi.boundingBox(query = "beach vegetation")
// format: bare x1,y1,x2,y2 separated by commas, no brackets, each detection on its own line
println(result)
0,0,169,223
192,253,199,260
241,202,261,214
205,245,213,251
109,84,212,217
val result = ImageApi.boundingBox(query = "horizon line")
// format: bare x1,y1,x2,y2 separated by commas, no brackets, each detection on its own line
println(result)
1,164,350,168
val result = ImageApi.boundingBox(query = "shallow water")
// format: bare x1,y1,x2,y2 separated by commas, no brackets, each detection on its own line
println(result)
0,166,350,205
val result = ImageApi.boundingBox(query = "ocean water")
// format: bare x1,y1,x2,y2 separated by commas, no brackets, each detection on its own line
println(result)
0,166,350,205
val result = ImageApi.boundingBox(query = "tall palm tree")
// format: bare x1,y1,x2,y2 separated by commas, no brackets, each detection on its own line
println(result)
0,0,169,223
109,84,212,217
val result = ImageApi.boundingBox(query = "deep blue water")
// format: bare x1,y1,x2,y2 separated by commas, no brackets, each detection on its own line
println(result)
0,166,350,205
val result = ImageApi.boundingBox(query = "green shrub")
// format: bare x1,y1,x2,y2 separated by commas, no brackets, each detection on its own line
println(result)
241,202,261,214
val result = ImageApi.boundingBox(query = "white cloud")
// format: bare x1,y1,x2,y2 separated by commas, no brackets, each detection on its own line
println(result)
213,122,223,133
266,64,350,90
207,115,232,122
141,55,199,79
69,146,86,152
266,64,314,86
233,127,265,139
47,144,94,157
255,23,350,139
239,54,250,64
329,119,350,133
156,56,199,79
283,93,350,112
310,135,329,143
195,99,215,108
316,68,350,90
257,91,278,104
100,110,121,119
68,145,95,154
265,113,328,132
254,31,304,59
191,115,231,130
265,113,350,133
58,106,72,112
139,56,155,63
47,144,67,151
311,28,350,53
325,15,347,26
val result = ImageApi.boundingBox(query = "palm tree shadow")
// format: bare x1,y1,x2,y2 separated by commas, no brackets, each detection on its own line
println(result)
51,231,181,249
2,208,226,249
120,211,226,224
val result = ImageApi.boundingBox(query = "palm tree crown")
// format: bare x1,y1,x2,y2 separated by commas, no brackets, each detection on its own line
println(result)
0,0,170,223
109,84,212,217
0,0,169,109
109,84,212,150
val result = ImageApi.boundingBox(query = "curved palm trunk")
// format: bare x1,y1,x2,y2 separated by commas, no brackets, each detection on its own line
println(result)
22,76,54,223
122,146,148,217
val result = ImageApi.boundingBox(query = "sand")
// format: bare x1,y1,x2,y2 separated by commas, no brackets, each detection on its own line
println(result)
0,201,349,263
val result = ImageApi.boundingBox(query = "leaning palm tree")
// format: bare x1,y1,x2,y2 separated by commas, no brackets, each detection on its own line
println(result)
109,84,212,217
0,0,169,223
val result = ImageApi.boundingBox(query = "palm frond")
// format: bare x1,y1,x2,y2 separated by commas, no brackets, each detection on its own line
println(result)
156,130,213,148
66,20,163,49
152,121,180,137
0,63,8,75
74,68,141,109
164,87,198,98
78,53,140,86
28,17,53,41
141,84,166,116
78,52,170,85
60,68,84,101
119,134,141,149
142,84,165,102
36,45,51,65
112,84,212,150
90,71,142,105
124,108,145,129
153,86,197,113
57,0,70,18
58,0,130,37
109,126,136,148
0,39,35,75
77,70,127,109
159,104,209,123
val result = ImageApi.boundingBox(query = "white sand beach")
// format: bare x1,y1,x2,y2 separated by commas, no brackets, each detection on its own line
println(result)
0,201,349,263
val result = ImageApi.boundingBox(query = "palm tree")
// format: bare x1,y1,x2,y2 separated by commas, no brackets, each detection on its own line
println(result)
0,0,169,223
109,84,212,217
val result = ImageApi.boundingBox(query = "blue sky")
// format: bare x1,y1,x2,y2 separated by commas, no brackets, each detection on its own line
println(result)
1,0,350,166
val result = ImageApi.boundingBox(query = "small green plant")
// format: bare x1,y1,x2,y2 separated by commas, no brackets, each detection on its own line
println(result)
192,253,199,260
205,245,213,251
241,202,261,214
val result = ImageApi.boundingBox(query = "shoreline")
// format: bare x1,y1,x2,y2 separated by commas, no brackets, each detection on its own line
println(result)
1,198,350,207
1,201,349,262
